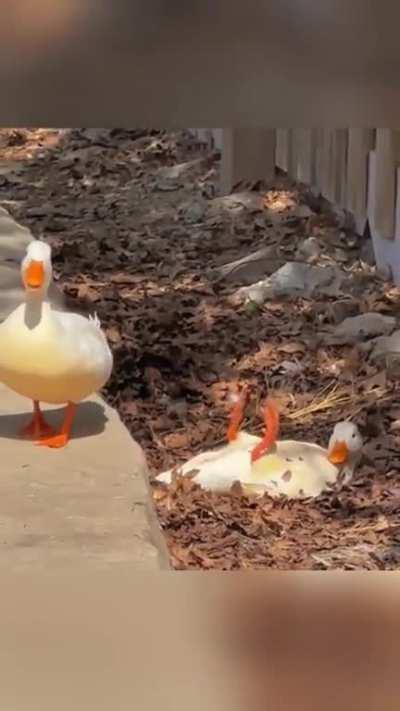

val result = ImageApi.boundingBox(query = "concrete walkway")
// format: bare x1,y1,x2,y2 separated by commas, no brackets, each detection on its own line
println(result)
0,206,169,570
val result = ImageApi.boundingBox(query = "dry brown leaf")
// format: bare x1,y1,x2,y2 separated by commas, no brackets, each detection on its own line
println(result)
163,431,191,450
106,326,121,344
277,342,306,355
77,283,100,302
121,401,139,417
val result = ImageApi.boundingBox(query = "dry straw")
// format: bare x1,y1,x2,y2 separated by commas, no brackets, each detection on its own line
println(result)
286,380,389,421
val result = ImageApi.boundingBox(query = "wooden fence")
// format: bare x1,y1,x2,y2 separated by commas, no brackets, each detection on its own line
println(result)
190,128,400,284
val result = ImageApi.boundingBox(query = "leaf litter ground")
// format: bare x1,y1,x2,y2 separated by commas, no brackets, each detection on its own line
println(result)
1,128,400,570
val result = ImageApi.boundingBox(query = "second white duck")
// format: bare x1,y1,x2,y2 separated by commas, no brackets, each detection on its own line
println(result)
156,390,363,498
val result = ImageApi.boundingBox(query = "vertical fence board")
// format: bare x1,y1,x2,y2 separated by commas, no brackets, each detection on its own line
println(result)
291,129,301,181
294,129,313,185
319,129,327,196
313,129,325,196
395,166,400,241
220,129,234,195
189,129,222,150
322,130,336,202
373,129,398,240
368,148,400,282
211,129,223,151
219,129,276,194
276,130,289,170
367,146,378,236
309,129,320,194
346,129,375,235
334,129,349,207
309,129,318,188
287,130,296,180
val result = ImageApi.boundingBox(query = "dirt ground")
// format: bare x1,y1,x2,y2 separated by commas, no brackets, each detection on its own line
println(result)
1,127,400,570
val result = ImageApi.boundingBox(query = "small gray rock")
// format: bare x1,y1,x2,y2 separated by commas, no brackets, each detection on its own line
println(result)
209,191,264,215
212,246,278,285
328,300,360,324
368,329,400,361
241,281,271,305
326,313,396,345
154,176,181,192
269,262,344,299
181,201,206,224
333,247,350,263
293,204,313,219
236,261,345,304
296,237,320,260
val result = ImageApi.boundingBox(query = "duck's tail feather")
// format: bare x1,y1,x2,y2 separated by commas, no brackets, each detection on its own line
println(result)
155,470,172,484
89,312,101,329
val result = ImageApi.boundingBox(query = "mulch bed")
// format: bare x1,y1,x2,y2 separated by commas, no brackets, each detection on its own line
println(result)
1,127,400,570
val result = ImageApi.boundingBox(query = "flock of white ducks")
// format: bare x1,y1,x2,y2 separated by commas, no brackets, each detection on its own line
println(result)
0,239,363,501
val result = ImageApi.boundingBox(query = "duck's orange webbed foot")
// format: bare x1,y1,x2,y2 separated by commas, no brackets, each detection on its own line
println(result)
227,384,251,442
251,398,280,463
19,401,55,440
35,402,76,450
36,432,69,449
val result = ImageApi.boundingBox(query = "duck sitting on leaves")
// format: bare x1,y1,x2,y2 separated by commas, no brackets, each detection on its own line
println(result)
156,387,363,499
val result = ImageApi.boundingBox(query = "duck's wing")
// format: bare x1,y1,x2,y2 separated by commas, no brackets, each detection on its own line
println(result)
156,432,260,491
156,447,227,484
56,311,107,342
247,440,338,498
247,446,294,496
53,310,113,378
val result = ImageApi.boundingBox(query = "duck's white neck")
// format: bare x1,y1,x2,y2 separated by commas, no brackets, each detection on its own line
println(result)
23,291,50,329
338,451,361,486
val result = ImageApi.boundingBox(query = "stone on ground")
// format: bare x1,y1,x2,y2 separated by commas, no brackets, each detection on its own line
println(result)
325,313,397,346
211,246,280,285
236,261,345,304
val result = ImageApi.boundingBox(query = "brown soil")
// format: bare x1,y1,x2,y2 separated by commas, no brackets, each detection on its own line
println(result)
1,127,399,570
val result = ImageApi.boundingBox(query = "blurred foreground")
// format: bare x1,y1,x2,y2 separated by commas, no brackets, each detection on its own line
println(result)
0,572,398,710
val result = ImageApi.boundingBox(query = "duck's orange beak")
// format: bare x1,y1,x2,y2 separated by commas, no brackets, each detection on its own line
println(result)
24,260,45,289
328,440,349,465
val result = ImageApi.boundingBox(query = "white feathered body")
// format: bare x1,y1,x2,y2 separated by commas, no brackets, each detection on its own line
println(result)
157,432,260,491
0,302,113,404
156,433,346,499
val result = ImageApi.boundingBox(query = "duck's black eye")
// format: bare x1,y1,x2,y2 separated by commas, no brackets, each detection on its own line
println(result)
352,433,356,438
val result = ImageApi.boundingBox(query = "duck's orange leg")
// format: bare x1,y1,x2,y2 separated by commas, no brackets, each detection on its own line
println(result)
36,402,76,449
19,401,55,439
227,385,251,442
251,398,280,462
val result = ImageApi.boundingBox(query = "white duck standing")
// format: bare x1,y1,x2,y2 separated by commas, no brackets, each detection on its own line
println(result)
156,392,363,498
0,239,113,448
